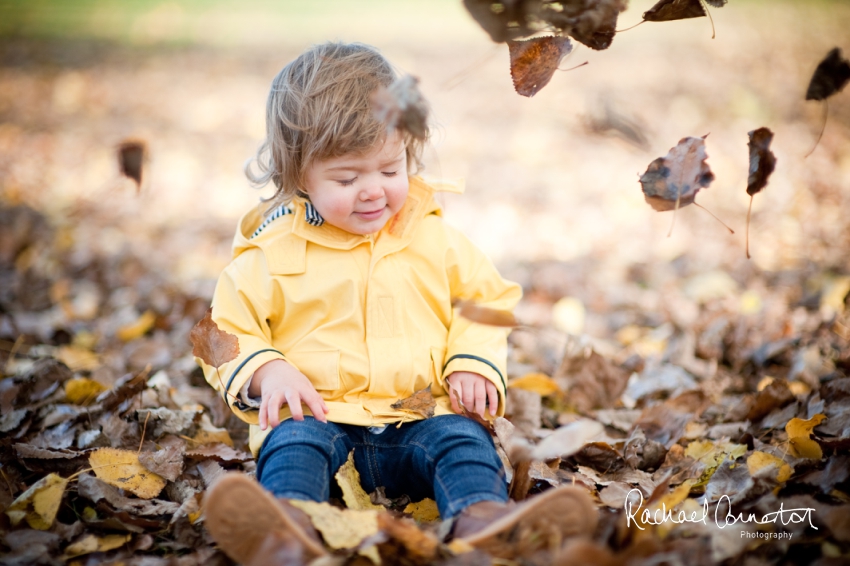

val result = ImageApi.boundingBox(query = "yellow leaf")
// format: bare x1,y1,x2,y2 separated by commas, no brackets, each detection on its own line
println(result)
552,296,585,335
684,440,746,467
650,479,695,538
289,500,378,550
786,414,827,438
403,498,441,522
117,310,157,342
64,534,131,558
684,440,715,462
448,539,475,554
65,378,107,406
5,473,68,530
788,381,811,396
192,414,234,447
336,451,383,511
786,414,826,459
747,451,793,483
789,437,823,459
56,346,100,371
89,448,166,499
508,373,560,396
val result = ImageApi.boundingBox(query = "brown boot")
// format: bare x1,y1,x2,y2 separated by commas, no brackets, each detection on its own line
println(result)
455,485,598,558
203,473,326,565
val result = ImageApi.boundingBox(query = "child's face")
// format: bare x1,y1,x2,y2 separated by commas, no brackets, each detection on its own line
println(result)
304,130,409,235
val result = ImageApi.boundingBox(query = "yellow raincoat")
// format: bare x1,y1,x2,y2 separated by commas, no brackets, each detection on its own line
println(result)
200,176,522,456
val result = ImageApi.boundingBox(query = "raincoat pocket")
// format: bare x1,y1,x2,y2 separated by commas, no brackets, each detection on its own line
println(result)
285,349,341,391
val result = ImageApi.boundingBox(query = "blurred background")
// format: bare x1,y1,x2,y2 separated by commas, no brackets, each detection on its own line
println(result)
1,0,848,357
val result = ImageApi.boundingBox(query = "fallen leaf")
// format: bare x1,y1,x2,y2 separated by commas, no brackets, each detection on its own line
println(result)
77,473,180,516
640,135,714,212
185,443,252,464
118,139,146,189
806,48,850,101
371,75,428,139
532,419,604,461
643,0,706,22
377,512,441,561
138,443,185,482
88,447,167,499
454,299,518,327
288,500,379,550
117,310,157,342
189,307,240,369
508,36,573,97
786,413,827,459
5,473,68,529
745,127,777,259
64,377,107,406
336,450,383,511
746,451,793,484
508,372,561,396
391,385,436,419
403,498,441,522
64,533,132,558
95,371,147,411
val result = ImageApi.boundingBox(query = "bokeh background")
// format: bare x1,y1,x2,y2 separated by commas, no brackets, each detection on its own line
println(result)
1,0,849,346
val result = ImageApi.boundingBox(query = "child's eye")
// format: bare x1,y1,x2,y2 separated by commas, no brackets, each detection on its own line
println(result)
338,177,357,186
382,170,398,177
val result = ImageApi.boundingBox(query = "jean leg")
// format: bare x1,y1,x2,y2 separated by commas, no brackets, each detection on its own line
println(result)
256,417,352,501
385,415,508,519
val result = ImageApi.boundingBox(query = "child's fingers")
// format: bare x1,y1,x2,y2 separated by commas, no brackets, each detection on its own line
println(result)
268,390,285,428
286,390,304,421
259,397,268,431
486,381,499,416
462,383,476,414
305,393,328,423
474,380,488,417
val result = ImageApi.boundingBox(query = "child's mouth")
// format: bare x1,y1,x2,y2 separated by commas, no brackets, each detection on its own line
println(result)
355,208,385,220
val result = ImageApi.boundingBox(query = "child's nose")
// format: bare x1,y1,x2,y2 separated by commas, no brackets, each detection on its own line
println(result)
359,179,384,200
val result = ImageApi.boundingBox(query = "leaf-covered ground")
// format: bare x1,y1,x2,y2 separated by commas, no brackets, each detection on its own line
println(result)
1,1,850,564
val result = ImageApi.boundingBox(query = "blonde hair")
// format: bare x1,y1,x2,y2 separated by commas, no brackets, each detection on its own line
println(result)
246,42,429,207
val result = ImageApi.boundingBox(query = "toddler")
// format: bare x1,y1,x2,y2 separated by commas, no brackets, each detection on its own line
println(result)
200,41,596,563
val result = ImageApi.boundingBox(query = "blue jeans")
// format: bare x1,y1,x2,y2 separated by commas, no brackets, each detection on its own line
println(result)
256,414,508,519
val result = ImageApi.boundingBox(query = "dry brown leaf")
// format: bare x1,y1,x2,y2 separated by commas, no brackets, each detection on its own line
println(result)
640,135,714,212
118,139,146,190
806,48,850,101
532,419,604,461
288,500,379,550
371,75,428,139
377,512,441,561
745,127,777,258
454,299,518,327
391,385,436,419
138,443,185,482
185,443,252,464
403,498,440,523
336,450,383,511
64,377,107,406
643,0,706,22
64,533,132,559
189,307,240,369
88,447,167,499
747,451,793,484
508,36,573,97
4,473,68,530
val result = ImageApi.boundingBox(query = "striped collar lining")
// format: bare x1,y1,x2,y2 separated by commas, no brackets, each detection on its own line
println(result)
251,201,325,239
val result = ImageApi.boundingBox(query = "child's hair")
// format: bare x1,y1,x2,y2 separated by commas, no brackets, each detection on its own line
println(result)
246,41,430,207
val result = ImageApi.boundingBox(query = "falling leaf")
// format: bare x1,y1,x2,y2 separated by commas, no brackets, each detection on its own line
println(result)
640,135,714,212
5,473,68,530
288,500,379,550
64,377,107,406
336,450,383,511
371,75,428,139
190,307,240,369
453,299,518,327
64,533,132,559
88,447,167,499
786,413,827,459
643,0,706,22
745,127,777,259
391,385,436,419
806,48,850,101
118,139,146,190
117,310,157,342
508,36,573,97
508,372,561,396
403,498,441,522
747,451,793,484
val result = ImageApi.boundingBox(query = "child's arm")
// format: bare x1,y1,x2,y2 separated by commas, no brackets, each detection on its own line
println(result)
249,359,329,430
442,225,523,418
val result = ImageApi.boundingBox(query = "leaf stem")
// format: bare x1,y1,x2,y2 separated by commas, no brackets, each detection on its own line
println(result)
693,201,734,234
805,100,829,159
746,195,754,259
616,20,646,33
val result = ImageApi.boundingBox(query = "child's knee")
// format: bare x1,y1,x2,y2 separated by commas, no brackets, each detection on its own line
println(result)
260,416,341,452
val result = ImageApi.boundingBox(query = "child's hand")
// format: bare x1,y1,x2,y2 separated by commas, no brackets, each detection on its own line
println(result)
250,359,329,430
446,371,498,419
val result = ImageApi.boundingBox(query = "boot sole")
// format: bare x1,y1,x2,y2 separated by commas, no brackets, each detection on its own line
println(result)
203,473,327,563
